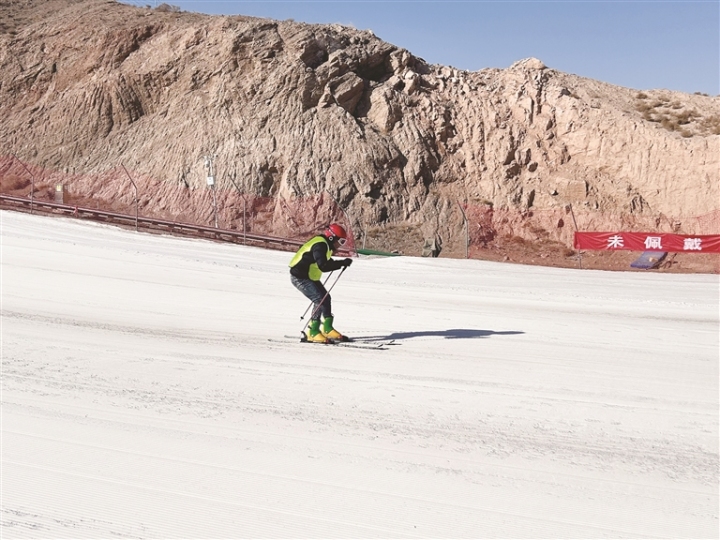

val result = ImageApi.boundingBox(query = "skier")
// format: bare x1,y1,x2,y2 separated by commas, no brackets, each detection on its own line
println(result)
289,223,353,343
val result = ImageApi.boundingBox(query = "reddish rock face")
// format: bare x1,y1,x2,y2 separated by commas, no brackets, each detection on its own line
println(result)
1,0,718,270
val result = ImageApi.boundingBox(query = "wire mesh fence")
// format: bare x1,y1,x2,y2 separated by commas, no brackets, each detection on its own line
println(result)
0,155,356,252
2,154,717,261
460,201,720,257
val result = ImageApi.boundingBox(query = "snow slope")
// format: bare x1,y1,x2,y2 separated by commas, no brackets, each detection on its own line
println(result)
2,210,718,539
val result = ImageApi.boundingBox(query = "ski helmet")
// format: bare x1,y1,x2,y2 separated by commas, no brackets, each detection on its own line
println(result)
324,223,347,244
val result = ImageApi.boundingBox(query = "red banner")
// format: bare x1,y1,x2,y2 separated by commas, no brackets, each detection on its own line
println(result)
574,232,720,253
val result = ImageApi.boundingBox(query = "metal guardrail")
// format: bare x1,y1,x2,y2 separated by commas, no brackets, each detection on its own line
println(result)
356,248,401,257
0,194,306,252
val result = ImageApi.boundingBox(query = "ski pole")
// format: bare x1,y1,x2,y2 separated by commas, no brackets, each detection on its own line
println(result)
300,266,347,334
300,271,333,320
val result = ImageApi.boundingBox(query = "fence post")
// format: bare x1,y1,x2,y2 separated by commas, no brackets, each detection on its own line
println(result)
204,155,219,228
457,201,468,259
120,164,139,232
568,204,582,269
11,153,36,214
243,195,247,244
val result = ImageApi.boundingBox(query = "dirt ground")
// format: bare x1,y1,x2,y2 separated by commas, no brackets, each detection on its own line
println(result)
467,241,720,274
364,227,720,274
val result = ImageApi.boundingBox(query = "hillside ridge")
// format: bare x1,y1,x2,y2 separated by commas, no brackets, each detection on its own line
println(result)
1,0,718,269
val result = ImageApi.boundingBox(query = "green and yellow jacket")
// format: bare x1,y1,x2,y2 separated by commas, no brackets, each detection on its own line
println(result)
289,235,345,281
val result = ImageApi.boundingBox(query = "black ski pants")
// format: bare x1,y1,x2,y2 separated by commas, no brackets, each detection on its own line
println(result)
291,275,331,320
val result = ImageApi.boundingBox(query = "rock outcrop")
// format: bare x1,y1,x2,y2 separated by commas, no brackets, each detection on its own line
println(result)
1,0,718,256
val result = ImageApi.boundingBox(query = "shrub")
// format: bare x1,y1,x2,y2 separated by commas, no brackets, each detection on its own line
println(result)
661,118,678,131
155,3,181,12
699,114,720,135
676,111,693,125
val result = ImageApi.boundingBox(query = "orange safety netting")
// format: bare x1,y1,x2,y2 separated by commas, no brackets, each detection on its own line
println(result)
3,154,716,259
460,201,720,257
0,155,356,253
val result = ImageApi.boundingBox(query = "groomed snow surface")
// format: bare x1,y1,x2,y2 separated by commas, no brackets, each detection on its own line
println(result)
2,210,718,539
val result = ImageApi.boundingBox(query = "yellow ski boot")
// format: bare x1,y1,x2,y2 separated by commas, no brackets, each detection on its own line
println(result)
322,315,347,342
306,319,330,343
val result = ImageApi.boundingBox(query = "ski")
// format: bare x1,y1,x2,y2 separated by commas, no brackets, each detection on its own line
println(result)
328,338,391,350
276,335,391,350
351,338,398,346
287,335,396,346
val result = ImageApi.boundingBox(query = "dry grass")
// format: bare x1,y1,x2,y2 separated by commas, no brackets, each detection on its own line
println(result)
634,94,717,137
362,224,425,255
700,114,720,135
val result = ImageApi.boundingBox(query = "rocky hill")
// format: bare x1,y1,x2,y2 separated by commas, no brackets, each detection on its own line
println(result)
1,0,718,269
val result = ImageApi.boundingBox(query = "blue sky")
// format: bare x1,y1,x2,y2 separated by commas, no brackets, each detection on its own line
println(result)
126,1,719,95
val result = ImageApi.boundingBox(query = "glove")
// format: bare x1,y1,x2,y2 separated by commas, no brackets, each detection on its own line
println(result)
341,258,353,268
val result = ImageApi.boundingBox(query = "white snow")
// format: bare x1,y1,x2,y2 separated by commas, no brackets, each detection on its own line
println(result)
2,210,718,539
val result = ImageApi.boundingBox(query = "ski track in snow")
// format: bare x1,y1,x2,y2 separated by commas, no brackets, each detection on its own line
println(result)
1,210,718,539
